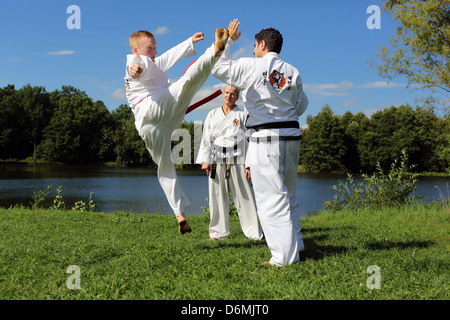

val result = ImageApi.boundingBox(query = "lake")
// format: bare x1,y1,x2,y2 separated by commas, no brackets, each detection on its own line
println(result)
0,164,448,218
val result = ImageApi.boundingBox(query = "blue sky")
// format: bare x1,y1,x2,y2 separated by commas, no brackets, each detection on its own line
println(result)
0,0,443,126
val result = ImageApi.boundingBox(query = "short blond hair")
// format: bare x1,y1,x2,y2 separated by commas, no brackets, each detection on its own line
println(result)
129,30,154,52
225,84,240,98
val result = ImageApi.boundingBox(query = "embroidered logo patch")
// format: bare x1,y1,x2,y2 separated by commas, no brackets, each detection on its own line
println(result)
269,70,286,89
232,119,240,126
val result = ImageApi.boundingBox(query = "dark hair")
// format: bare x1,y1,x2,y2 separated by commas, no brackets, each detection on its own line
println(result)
255,28,283,54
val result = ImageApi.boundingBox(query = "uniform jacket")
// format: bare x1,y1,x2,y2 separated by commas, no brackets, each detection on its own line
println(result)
212,39,308,137
124,38,196,108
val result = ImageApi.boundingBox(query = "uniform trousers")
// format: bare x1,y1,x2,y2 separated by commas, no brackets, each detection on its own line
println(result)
132,45,219,216
247,137,304,266
208,162,263,240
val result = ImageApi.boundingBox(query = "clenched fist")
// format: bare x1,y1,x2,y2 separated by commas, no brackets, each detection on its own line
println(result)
130,63,144,79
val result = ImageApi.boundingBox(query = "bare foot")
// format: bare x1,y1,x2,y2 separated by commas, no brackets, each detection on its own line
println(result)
214,28,229,56
207,237,217,241
177,214,192,235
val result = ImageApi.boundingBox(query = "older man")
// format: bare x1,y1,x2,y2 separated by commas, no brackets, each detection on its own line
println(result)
196,85,263,241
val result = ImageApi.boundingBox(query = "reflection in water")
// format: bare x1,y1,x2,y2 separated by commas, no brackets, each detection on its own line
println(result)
0,164,448,217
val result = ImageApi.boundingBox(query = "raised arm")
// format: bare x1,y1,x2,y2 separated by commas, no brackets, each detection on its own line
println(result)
156,37,197,73
212,20,253,89
228,19,241,41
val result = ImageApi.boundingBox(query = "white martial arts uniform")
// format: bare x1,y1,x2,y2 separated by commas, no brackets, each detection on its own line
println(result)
196,106,263,240
125,38,220,216
212,39,308,266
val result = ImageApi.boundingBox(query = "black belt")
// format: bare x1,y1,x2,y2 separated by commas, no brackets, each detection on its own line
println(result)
249,135,301,143
247,121,301,142
246,121,300,131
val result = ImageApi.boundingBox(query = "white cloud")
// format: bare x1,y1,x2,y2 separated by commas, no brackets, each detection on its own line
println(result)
46,50,76,55
111,88,126,100
152,26,169,35
358,81,404,88
304,80,405,97
304,81,353,97
232,47,250,59
342,97,360,107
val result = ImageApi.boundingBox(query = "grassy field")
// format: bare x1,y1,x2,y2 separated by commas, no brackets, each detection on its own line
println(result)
0,203,448,300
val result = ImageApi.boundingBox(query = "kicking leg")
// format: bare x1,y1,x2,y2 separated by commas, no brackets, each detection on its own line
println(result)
167,29,229,119
141,124,192,234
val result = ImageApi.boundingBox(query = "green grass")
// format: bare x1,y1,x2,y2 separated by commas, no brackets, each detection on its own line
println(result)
0,203,448,300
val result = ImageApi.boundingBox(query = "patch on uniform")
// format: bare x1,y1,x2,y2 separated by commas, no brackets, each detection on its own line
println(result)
269,70,286,89
232,119,240,126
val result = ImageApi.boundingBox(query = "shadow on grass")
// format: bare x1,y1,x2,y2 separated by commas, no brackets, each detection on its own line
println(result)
300,226,351,261
197,227,435,262
199,240,268,250
301,227,435,261
365,240,434,251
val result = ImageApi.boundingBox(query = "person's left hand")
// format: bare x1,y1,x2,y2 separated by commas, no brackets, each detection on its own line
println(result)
245,167,251,180
228,19,241,41
192,32,205,43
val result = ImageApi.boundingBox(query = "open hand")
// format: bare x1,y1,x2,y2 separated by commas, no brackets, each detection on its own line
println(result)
228,19,241,41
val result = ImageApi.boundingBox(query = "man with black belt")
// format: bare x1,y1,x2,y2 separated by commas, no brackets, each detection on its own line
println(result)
212,20,309,266
196,84,263,241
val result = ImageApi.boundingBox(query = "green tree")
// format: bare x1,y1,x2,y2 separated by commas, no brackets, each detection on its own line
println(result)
358,105,444,172
111,104,149,166
0,85,23,159
0,85,40,160
37,86,112,164
19,84,54,159
433,114,450,172
340,111,369,172
371,0,450,94
300,105,346,173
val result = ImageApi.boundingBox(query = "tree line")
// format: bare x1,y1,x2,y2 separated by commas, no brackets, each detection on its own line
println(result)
1,84,448,173
300,104,449,173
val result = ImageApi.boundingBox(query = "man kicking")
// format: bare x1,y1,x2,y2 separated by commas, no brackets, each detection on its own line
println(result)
125,25,230,234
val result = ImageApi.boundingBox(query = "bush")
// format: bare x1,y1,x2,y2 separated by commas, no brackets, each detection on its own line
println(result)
323,151,418,211
30,185,96,212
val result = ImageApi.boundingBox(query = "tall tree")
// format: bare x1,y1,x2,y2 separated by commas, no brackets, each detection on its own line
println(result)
341,111,369,172
432,114,450,172
371,0,450,95
357,105,445,172
0,85,38,160
37,86,112,164
300,105,346,173
20,85,54,158
111,104,150,166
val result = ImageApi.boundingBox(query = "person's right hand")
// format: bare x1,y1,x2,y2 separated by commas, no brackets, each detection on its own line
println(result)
202,162,211,176
130,63,144,78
